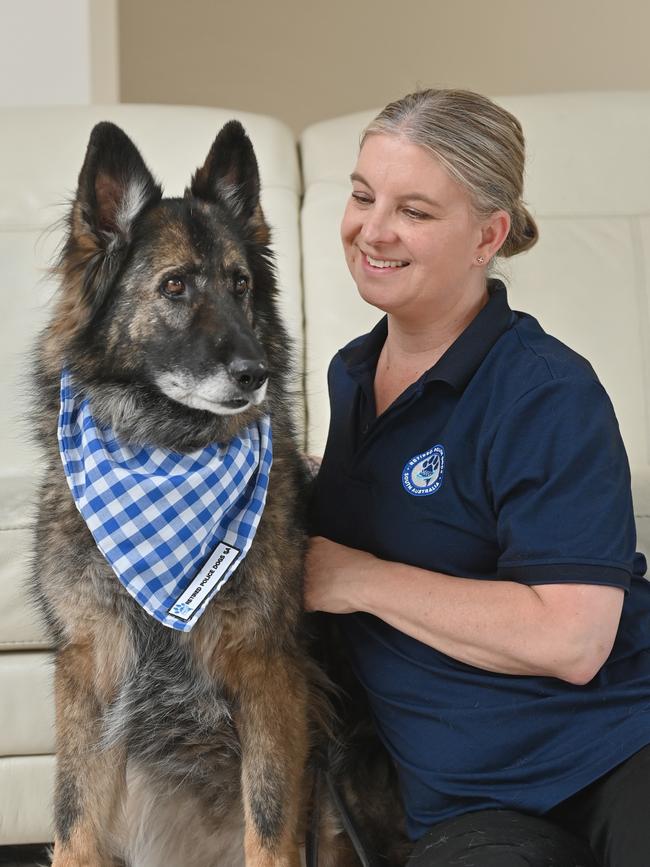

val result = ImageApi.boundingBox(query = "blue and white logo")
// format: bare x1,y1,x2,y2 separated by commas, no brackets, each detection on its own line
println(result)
402,445,445,496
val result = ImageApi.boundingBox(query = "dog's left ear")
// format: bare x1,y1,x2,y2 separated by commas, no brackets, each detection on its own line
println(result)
188,121,268,241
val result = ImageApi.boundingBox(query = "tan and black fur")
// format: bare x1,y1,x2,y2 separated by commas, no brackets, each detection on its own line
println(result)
30,119,328,867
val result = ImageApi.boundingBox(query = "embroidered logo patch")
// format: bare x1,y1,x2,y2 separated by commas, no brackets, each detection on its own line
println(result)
402,445,445,496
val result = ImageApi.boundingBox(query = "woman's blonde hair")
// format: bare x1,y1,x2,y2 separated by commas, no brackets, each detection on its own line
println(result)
362,89,538,258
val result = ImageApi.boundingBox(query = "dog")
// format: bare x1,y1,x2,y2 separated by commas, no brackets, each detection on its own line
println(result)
30,118,330,867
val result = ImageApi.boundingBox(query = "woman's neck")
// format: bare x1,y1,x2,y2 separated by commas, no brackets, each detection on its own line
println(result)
373,285,489,416
384,286,488,370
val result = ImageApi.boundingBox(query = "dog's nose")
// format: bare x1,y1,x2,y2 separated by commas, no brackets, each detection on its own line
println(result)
228,359,268,392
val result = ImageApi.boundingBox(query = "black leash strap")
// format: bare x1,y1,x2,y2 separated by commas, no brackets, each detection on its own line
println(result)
304,760,382,867
305,764,321,867
324,769,382,867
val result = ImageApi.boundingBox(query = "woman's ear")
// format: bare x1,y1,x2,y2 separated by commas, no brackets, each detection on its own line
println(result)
475,210,511,264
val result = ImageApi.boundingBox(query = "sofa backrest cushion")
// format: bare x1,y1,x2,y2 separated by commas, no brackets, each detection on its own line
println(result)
299,91,650,477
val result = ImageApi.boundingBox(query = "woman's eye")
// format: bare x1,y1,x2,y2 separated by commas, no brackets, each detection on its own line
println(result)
403,208,429,220
234,274,249,297
351,191,372,205
160,277,186,298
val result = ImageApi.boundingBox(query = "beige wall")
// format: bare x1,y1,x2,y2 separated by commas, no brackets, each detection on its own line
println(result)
119,0,650,133
90,0,120,103
0,0,118,107
0,0,91,105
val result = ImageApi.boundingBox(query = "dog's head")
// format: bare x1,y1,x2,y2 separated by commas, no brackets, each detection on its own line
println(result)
48,120,287,432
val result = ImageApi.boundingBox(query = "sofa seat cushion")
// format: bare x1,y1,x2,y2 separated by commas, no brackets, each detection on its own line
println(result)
0,755,54,845
0,652,54,755
0,474,49,650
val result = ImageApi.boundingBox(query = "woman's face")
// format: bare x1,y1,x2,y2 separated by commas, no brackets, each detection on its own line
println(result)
340,133,491,325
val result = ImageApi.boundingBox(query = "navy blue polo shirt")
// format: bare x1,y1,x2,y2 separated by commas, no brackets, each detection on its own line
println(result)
309,280,650,840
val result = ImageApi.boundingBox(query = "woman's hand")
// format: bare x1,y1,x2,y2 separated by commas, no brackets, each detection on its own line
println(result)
304,536,377,614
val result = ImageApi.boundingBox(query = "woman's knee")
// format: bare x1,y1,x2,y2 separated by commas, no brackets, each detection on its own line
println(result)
407,809,597,867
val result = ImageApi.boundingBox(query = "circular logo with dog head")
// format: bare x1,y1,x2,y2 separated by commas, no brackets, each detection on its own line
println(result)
402,445,445,496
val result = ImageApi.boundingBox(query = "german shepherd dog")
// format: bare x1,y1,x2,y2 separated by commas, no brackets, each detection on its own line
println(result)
31,119,325,867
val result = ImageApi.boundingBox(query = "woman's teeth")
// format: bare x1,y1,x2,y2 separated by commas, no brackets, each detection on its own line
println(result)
366,254,408,269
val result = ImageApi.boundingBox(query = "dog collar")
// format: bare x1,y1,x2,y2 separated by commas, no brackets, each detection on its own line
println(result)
57,368,273,631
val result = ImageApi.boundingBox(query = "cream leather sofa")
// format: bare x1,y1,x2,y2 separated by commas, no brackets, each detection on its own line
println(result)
1,93,649,845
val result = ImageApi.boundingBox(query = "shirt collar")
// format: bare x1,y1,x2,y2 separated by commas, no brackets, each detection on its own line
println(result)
339,279,514,392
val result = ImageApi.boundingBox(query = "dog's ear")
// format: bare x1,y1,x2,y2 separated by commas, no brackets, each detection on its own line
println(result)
66,122,162,317
188,121,269,241
75,121,161,242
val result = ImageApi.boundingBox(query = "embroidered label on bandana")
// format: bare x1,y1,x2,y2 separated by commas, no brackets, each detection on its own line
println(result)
169,542,240,621
57,369,273,631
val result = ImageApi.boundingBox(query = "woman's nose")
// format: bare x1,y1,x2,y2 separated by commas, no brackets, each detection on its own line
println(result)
360,207,397,246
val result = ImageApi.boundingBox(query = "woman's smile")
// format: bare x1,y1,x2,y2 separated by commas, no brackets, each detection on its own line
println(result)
362,251,410,272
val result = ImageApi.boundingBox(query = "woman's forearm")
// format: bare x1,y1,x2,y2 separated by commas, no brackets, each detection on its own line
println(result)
351,555,622,683
305,537,624,684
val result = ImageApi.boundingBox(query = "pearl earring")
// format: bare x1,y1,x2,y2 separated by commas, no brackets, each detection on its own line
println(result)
477,256,485,264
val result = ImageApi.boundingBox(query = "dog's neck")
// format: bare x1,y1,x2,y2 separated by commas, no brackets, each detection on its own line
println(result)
82,379,265,452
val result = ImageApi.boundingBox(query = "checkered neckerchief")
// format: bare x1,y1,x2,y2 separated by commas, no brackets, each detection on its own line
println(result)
57,369,272,631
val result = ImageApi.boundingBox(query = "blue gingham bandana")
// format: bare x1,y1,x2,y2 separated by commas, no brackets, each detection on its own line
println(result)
57,369,273,631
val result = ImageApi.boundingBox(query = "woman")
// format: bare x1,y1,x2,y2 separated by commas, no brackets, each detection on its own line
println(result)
305,89,650,867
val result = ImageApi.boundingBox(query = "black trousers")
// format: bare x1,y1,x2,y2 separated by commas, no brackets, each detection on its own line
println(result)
407,744,650,867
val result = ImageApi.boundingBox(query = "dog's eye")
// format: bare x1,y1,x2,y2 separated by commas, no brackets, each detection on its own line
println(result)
233,274,249,297
160,277,186,299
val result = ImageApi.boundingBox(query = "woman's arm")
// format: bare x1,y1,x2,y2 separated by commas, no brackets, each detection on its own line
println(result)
304,536,625,685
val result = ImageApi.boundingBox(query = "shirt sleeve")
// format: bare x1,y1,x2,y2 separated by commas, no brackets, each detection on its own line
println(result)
488,376,639,589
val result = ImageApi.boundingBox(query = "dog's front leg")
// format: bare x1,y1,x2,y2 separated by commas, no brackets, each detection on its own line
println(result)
50,641,127,867
225,649,309,867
